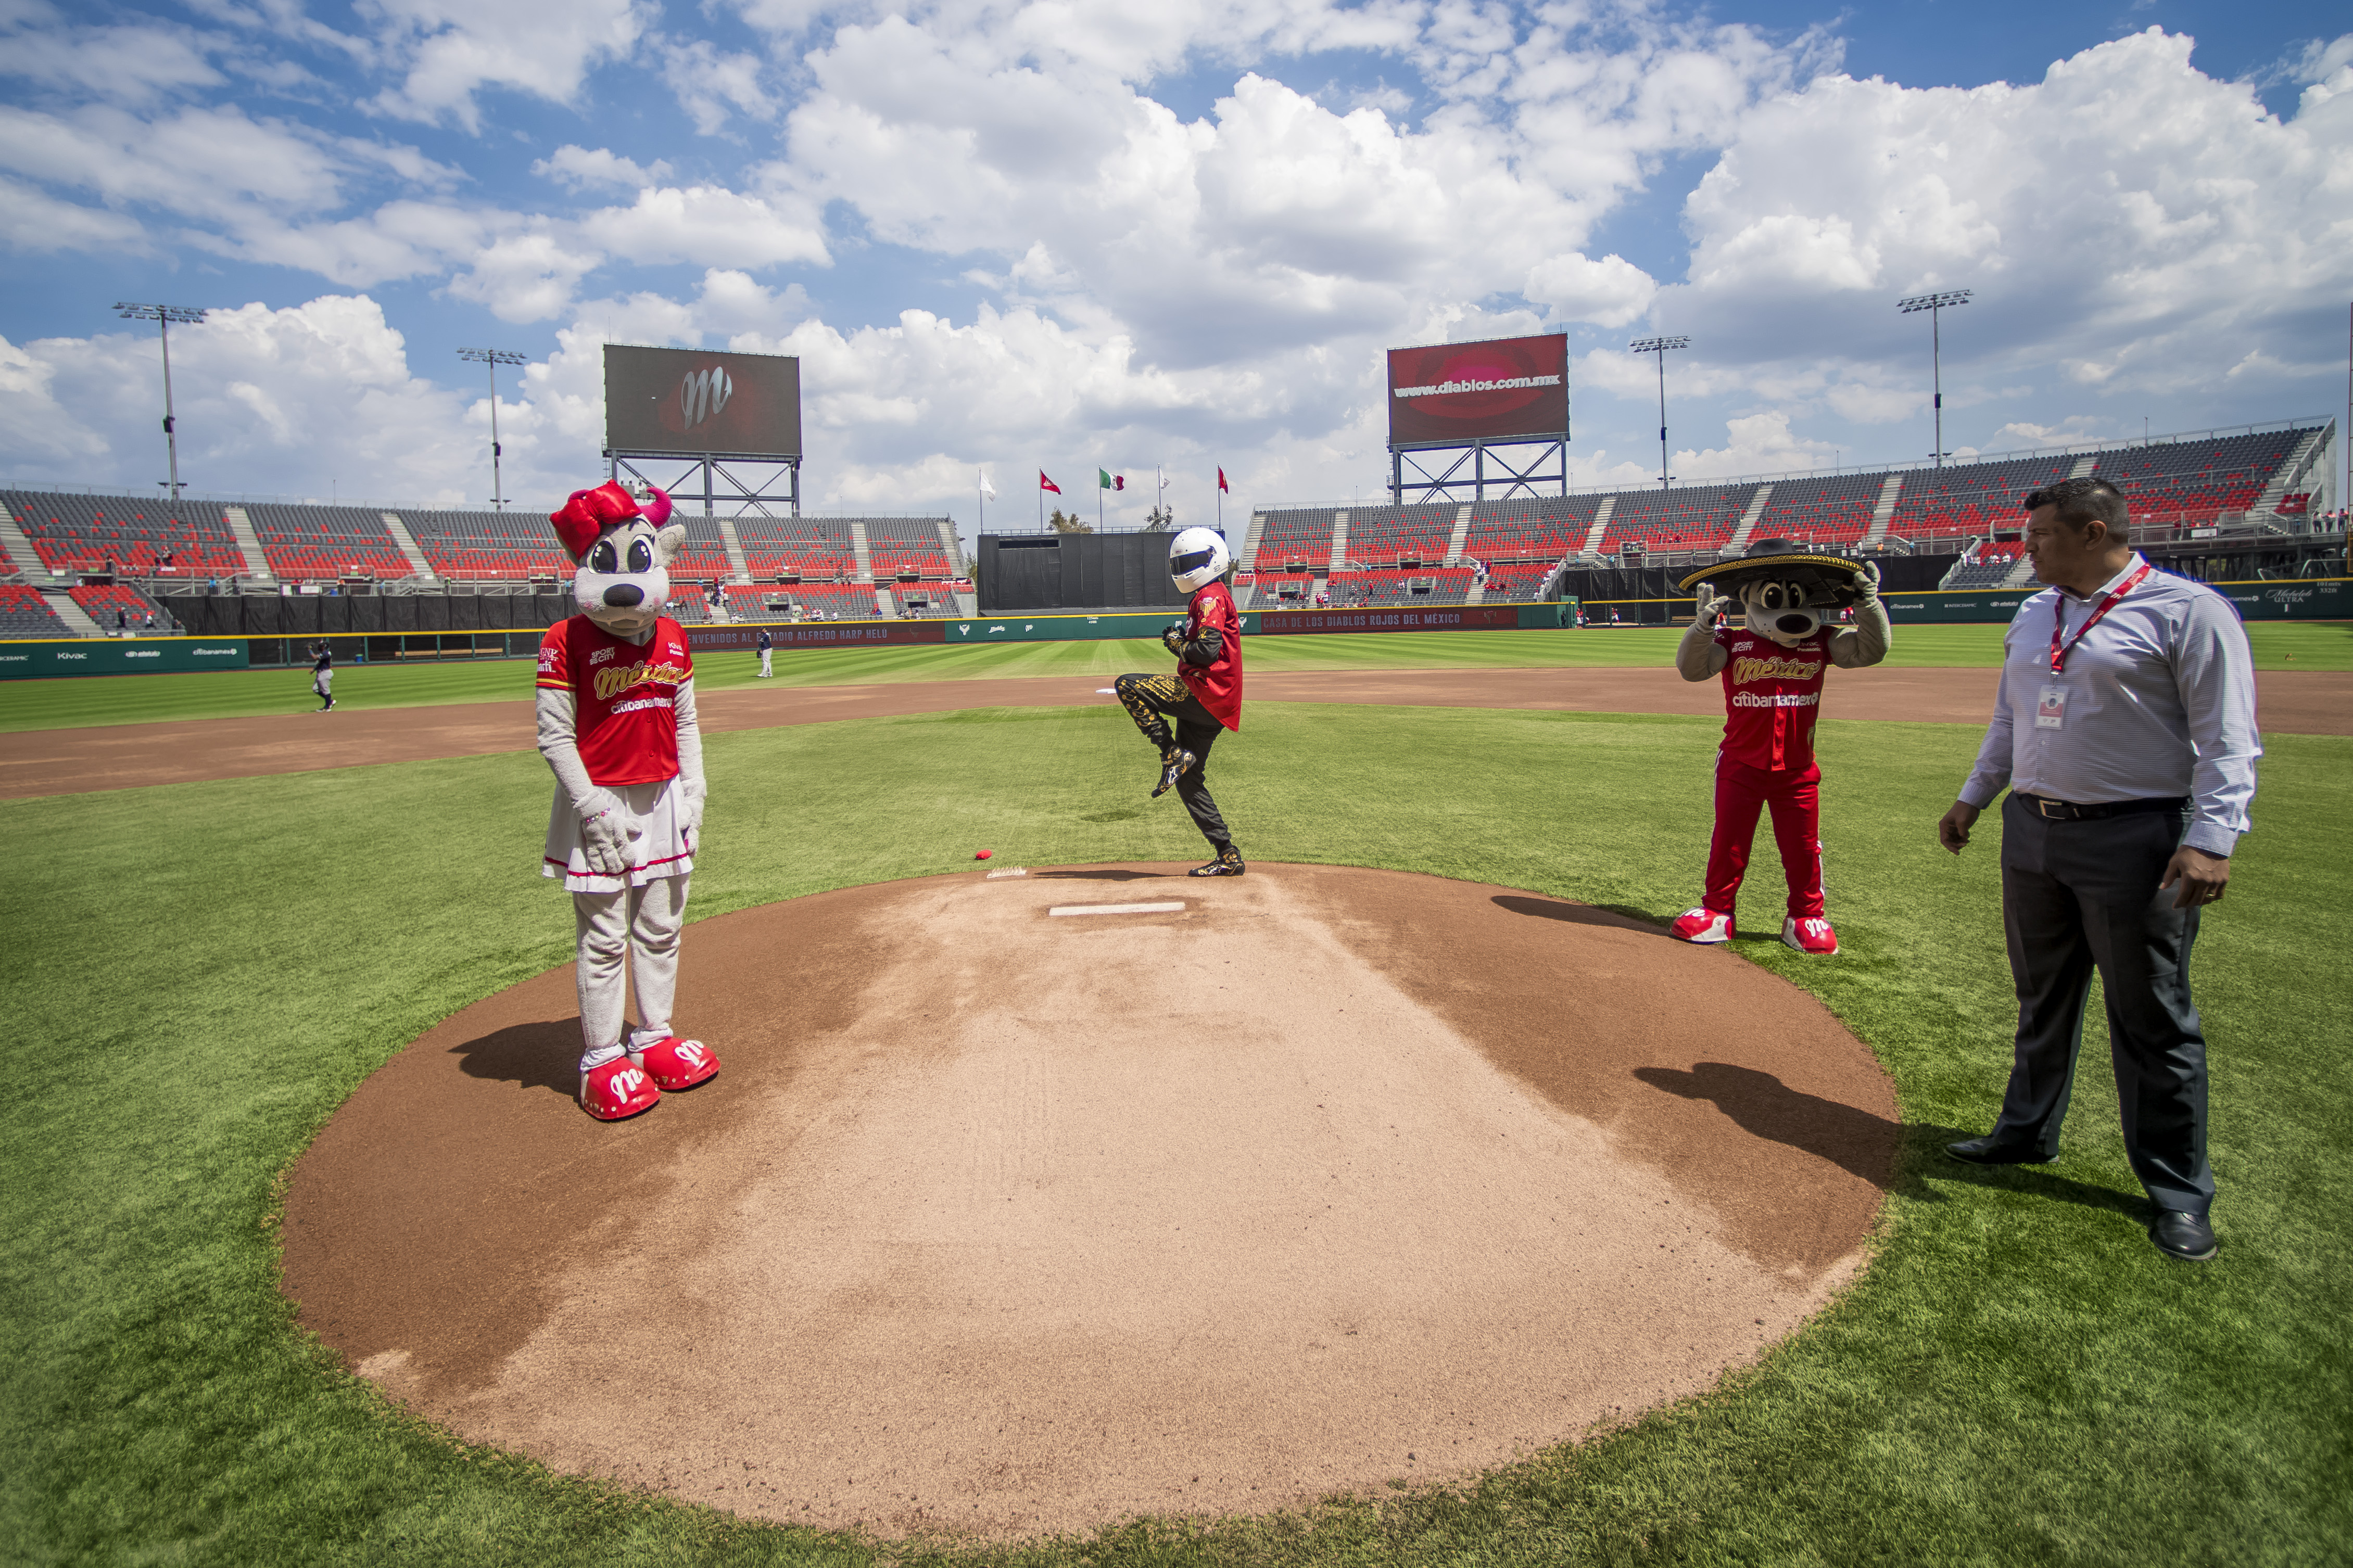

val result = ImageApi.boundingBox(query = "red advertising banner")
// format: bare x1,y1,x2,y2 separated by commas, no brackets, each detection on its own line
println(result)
1255,606,1523,635
686,622,945,653
1386,334,1568,446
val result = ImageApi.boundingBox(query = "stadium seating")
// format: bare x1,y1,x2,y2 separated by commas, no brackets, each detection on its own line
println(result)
1322,568,1475,607
1252,573,1315,604
1749,473,1886,546
2092,429,2305,531
733,514,862,580
1883,456,2074,542
1342,504,1457,567
1462,495,1606,566
408,508,573,579
1598,485,1754,552
0,585,72,638
1253,508,1335,570
724,583,881,619
864,517,955,578
71,583,176,631
245,505,413,581
4,491,246,578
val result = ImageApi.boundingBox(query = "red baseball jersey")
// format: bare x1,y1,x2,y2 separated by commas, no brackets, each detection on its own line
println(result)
1180,580,1244,731
535,615,694,785
1714,627,1831,772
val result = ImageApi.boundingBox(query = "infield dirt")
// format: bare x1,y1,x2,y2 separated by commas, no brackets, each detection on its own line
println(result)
281,864,1898,1541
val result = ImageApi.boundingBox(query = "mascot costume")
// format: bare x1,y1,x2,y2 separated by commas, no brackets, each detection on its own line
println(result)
1111,527,1247,876
1669,539,1890,955
538,480,720,1119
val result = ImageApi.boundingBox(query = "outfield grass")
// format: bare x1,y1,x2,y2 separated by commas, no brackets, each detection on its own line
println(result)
5,621,2345,734
6,685,2347,1564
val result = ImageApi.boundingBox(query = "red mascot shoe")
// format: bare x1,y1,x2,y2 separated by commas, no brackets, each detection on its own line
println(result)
1782,915,1840,955
635,1036,719,1091
1671,907,1732,944
581,1058,661,1120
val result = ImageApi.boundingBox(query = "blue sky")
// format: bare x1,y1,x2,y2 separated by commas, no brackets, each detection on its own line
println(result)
2,0,2347,542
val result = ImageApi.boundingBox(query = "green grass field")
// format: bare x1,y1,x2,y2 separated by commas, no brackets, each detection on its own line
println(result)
5,621,2348,734
5,633,2349,1565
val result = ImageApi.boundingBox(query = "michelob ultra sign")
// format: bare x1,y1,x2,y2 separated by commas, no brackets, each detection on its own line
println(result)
1386,333,1568,446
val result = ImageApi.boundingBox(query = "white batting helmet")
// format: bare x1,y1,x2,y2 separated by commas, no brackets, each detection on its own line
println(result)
1168,527,1231,593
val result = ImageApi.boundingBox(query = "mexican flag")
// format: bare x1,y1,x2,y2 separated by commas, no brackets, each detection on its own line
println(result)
1100,469,1123,491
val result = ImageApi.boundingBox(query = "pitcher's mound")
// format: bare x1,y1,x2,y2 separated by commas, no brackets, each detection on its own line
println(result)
282,865,1897,1540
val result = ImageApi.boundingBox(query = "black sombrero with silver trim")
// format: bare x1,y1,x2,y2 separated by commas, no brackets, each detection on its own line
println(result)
1676,537,1873,604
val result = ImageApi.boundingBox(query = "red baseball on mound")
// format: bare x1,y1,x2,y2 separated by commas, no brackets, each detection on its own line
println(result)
976,850,993,860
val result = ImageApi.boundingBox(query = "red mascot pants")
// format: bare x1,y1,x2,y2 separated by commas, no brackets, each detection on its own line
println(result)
1703,754,1826,920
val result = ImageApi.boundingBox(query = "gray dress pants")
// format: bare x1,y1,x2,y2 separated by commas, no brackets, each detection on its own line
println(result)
1990,793,2212,1214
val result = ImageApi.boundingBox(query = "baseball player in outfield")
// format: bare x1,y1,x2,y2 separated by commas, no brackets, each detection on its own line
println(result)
756,626,774,678
1112,528,1247,876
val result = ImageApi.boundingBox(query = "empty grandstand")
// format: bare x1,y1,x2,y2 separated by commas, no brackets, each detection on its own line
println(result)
244,505,413,581
1340,504,1457,567
407,508,572,579
732,515,862,580
1254,508,1337,571
1462,495,1607,567
0,585,72,638
1749,472,1889,547
1883,455,2078,546
1599,483,1755,553
1323,568,1476,607
4,491,246,578
864,517,956,578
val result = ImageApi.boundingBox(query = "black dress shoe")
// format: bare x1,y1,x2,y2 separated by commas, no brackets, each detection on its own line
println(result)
1943,1134,2053,1166
2149,1210,2219,1262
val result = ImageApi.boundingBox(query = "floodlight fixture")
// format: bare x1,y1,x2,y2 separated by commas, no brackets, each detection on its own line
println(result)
458,347,531,511
1628,336,1691,491
1897,290,1972,470
116,302,212,500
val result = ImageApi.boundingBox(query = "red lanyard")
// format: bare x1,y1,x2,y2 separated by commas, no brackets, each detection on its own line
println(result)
2048,561,2152,676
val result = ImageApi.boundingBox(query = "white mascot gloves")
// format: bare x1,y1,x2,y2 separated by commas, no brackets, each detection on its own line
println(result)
577,787,642,876
1856,559,1882,603
679,774,709,840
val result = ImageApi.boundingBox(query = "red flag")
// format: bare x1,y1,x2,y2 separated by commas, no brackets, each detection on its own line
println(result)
1217,468,1230,492
1039,471,1061,494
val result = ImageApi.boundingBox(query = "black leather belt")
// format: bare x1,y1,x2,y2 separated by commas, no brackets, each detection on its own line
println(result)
2014,793,2188,821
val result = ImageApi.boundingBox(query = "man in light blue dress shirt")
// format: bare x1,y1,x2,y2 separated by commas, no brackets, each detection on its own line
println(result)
1935,477,2260,1263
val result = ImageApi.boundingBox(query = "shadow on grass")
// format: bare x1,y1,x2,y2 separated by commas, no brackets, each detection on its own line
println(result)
446,1019,580,1099
1490,894,1667,932
1900,1121,2152,1218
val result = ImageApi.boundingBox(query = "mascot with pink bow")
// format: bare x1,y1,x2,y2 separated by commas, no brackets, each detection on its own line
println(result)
537,480,719,1120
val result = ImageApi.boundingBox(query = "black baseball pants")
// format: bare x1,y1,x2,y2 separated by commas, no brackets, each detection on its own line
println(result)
1112,672,1234,851
1989,793,2212,1215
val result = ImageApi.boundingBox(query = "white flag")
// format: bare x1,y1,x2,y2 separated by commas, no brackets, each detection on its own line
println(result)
979,470,996,500
1158,467,1170,489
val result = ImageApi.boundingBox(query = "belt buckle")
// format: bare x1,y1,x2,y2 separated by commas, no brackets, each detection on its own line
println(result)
2033,795,2067,820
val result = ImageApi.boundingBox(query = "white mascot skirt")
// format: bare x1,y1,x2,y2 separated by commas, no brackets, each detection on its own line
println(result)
542,776,696,895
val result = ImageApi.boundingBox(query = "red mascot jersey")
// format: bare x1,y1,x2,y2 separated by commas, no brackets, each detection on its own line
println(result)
535,615,694,785
1180,580,1244,731
1713,627,1831,772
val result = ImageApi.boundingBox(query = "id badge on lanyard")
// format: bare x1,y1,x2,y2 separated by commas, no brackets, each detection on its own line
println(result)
2040,562,2152,731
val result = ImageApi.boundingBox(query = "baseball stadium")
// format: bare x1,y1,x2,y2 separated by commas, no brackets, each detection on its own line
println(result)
6,336,2350,1568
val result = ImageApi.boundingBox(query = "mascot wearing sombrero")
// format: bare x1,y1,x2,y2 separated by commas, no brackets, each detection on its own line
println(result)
1669,539,1889,955
537,480,720,1119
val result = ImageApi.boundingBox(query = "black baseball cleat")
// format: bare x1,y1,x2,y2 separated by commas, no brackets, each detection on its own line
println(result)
1943,1134,2054,1166
1189,847,1245,877
2148,1209,2219,1262
1152,749,1197,798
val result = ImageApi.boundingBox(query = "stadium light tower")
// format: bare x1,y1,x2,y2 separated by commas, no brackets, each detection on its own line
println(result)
114,302,210,500
1897,289,1972,470
458,347,529,510
1628,336,1691,490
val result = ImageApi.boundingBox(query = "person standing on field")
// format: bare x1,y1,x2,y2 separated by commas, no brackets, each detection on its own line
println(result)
1937,476,2260,1264
757,626,774,678
310,640,335,711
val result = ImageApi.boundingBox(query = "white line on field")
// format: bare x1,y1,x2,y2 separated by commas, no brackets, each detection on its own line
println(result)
1048,901,1187,917
1095,687,1116,694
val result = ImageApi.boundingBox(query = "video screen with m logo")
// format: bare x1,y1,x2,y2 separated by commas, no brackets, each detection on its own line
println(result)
603,345,802,458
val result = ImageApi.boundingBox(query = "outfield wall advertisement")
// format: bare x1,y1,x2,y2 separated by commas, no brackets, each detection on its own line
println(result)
0,639,250,678
687,623,944,652
1386,333,1569,447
